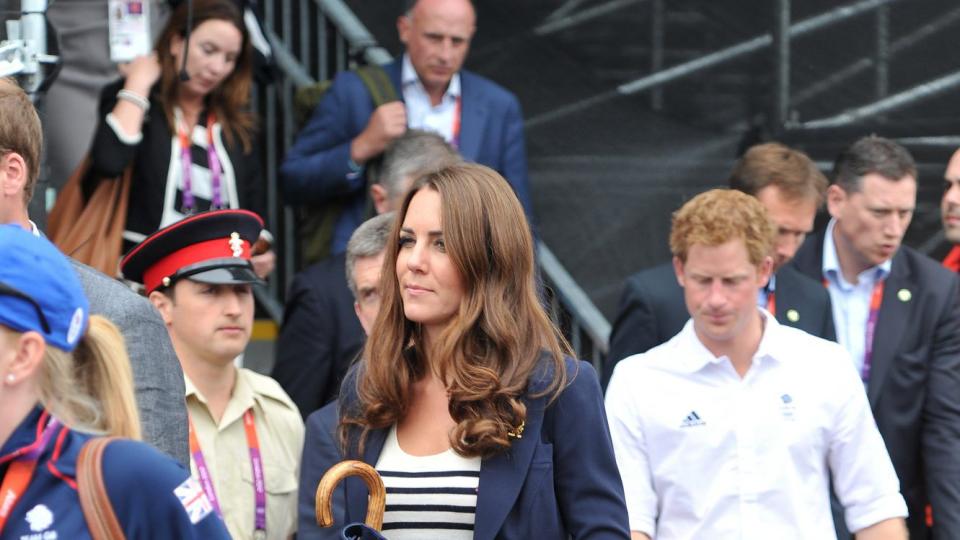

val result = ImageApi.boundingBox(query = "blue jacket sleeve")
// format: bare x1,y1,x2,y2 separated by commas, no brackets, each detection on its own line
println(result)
280,71,372,206
102,439,231,539
298,404,346,540
548,361,631,539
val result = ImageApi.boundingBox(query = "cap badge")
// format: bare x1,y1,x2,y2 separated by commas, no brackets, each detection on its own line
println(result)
66,307,84,346
897,288,912,302
786,309,800,323
229,232,243,258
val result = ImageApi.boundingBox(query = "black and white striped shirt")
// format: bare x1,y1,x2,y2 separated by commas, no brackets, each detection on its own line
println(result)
375,425,481,539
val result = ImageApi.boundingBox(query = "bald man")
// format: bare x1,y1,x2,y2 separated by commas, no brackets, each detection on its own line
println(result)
281,0,532,256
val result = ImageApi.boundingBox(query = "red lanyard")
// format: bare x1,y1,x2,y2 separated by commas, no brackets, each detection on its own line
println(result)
451,96,462,150
766,291,776,314
0,413,60,534
823,278,884,383
177,111,223,212
188,409,266,536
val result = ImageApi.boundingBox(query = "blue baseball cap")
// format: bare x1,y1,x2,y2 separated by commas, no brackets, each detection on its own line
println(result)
0,224,89,351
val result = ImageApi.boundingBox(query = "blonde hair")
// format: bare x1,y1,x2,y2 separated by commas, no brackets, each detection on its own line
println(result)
38,316,142,439
670,188,776,266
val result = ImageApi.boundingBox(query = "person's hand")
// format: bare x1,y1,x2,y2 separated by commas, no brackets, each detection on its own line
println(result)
119,53,161,96
350,102,407,164
251,250,276,279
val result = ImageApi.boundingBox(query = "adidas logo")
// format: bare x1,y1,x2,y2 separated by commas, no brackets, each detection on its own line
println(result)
680,411,705,428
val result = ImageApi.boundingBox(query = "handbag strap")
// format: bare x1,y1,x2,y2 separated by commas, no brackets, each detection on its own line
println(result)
78,437,126,540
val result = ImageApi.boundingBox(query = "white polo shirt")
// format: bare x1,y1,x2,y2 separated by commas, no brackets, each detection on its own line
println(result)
605,309,906,539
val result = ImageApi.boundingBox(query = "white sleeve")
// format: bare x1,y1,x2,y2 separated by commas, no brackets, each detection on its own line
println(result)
826,347,908,532
605,363,658,536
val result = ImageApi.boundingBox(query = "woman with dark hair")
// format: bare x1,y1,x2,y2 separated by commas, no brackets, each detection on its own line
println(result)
85,0,273,276
0,224,230,538
338,163,629,539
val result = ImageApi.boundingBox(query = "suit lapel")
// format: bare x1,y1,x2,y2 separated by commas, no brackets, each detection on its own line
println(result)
868,252,911,405
457,74,487,161
344,428,388,524
473,394,546,540
772,268,801,328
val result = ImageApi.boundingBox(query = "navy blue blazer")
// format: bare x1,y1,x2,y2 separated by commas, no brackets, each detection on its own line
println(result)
338,358,630,539
280,59,532,255
298,403,345,540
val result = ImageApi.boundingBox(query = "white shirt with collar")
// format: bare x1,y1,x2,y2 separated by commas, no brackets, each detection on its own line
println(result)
822,218,892,379
606,309,906,539
401,53,461,145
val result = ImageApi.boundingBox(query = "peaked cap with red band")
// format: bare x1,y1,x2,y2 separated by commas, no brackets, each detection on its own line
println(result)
120,209,264,293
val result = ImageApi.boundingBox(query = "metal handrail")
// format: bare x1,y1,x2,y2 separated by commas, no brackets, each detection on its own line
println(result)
525,0,902,129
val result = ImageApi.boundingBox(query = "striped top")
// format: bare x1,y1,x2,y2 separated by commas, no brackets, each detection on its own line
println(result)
374,425,481,539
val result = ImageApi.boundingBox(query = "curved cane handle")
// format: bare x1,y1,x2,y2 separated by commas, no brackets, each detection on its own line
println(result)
315,460,386,531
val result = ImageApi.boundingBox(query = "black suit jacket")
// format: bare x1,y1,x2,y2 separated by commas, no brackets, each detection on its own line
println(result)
272,254,364,418
604,261,836,388
791,230,960,538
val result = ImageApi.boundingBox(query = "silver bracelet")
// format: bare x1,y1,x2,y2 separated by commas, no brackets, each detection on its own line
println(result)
117,89,150,112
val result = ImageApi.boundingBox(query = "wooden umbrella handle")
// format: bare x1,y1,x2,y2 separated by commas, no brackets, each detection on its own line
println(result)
315,460,386,531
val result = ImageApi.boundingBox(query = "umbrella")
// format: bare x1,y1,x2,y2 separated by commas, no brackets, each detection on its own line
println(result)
316,460,387,540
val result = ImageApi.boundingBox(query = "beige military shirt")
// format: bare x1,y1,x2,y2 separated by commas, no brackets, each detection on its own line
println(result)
186,368,305,540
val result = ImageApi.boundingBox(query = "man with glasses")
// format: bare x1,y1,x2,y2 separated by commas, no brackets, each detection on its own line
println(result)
0,77,189,465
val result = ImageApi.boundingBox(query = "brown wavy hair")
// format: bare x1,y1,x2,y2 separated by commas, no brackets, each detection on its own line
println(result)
343,163,571,458
154,0,254,151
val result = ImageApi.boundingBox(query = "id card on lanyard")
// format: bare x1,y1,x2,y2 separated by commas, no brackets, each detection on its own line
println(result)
0,413,61,534
188,409,267,538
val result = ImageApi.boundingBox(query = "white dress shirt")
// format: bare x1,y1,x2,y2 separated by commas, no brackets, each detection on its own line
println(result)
822,218,891,379
606,309,906,539
401,54,461,145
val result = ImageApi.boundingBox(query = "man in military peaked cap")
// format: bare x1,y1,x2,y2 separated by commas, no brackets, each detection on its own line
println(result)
122,209,305,540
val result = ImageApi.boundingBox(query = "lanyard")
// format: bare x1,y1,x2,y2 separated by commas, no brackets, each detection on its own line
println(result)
0,413,61,534
823,278,885,383
765,291,775,314
188,409,266,537
177,111,223,212
450,96,462,150
862,280,885,384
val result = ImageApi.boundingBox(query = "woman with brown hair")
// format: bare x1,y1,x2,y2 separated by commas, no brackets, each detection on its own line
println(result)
84,0,273,276
0,224,230,538
337,163,629,539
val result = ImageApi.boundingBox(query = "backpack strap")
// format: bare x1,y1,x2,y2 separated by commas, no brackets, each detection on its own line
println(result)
355,64,399,107
78,437,126,540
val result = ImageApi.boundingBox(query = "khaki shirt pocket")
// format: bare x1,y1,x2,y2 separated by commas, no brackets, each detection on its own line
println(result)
240,463,299,539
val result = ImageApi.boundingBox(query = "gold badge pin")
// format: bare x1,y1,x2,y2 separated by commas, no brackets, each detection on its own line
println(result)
786,309,800,323
897,289,912,302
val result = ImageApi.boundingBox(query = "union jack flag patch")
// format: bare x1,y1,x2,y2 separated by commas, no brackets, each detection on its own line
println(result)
174,476,214,524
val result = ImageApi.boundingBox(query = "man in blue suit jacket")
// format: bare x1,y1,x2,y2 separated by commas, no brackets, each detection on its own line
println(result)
281,0,531,255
